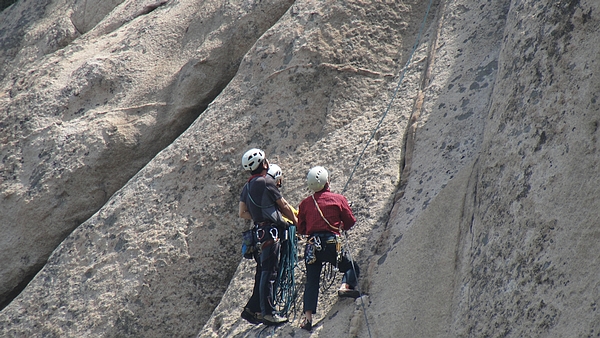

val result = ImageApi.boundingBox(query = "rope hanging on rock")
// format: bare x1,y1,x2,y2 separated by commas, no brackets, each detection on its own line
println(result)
342,0,435,196
337,0,436,337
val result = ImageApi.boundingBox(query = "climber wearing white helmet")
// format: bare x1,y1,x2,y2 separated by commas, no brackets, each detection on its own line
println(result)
296,166,360,332
267,164,283,187
267,163,297,224
238,148,297,326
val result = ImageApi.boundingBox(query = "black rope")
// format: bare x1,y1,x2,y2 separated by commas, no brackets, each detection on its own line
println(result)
255,325,274,338
320,261,337,294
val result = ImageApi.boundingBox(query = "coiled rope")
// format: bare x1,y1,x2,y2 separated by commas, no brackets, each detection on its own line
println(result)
274,225,299,317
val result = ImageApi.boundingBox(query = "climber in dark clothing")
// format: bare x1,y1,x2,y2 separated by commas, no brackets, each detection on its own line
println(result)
297,166,360,331
238,148,298,326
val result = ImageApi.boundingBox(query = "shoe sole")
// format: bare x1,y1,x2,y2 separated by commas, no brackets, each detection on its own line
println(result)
338,290,360,299
241,311,261,325
263,321,287,326
300,322,312,331
262,318,288,326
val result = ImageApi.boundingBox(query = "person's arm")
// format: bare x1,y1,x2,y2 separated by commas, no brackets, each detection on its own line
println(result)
339,197,356,230
276,197,298,225
239,201,252,220
296,200,307,235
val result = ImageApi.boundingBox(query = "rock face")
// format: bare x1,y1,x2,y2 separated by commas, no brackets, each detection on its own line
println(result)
1,0,600,337
0,0,294,310
368,1,600,337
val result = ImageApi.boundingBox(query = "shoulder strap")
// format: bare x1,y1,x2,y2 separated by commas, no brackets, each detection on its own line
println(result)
247,180,275,209
311,194,340,232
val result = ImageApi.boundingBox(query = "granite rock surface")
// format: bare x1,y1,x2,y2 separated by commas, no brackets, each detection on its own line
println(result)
1,0,600,337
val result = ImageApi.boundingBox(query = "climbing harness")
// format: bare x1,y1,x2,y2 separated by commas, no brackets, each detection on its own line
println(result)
304,235,320,265
310,194,344,267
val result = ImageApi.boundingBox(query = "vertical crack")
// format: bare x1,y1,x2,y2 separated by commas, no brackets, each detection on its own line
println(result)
398,0,445,192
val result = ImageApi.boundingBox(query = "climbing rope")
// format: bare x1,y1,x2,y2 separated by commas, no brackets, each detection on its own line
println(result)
337,0,436,337
256,325,275,338
320,260,337,294
249,0,436,335
342,0,436,195
274,225,299,317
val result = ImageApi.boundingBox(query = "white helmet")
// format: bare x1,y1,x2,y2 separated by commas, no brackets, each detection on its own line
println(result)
267,164,282,180
242,148,265,171
307,166,329,192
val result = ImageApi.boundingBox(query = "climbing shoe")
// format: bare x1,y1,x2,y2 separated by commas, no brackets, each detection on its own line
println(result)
300,318,312,331
262,314,288,326
337,288,360,299
241,308,261,325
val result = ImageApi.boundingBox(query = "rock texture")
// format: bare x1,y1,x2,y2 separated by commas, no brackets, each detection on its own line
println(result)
369,0,600,337
0,0,294,310
1,0,600,337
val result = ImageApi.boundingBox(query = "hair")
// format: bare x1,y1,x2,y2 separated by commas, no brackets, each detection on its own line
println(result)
250,159,266,175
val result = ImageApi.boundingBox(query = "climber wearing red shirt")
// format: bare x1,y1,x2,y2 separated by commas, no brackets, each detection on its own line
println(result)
297,166,360,332
296,187,356,235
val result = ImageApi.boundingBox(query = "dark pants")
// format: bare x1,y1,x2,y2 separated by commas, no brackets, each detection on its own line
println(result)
245,225,281,316
244,253,262,314
259,238,280,316
303,234,359,314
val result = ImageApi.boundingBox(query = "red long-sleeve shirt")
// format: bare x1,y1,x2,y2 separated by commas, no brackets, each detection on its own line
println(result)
297,187,356,235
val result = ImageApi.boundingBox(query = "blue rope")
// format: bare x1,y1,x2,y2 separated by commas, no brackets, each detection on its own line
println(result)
274,225,299,317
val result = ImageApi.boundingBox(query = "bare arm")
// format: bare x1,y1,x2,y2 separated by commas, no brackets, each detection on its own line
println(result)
239,201,252,220
277,197,298,225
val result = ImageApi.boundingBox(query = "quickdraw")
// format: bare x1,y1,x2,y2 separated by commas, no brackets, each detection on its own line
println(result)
307,235,322,251
257,226,279,243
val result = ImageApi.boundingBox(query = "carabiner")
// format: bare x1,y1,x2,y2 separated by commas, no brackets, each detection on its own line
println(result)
269,227,279,240
313,236,322,251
